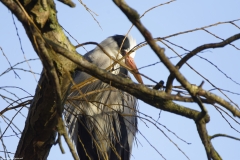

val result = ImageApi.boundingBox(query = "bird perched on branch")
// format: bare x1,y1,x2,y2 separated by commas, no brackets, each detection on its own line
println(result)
64,35,143,160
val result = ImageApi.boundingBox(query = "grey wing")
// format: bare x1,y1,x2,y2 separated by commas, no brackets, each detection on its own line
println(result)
120,89,138,157
64,60,137,159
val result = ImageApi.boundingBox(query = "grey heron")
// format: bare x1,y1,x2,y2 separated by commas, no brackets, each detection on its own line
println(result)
65,35,142,160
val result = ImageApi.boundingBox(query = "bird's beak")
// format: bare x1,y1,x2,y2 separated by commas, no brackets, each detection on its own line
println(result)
125,56,143,84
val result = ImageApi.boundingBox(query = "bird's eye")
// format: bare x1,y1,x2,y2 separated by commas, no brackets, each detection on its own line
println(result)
121,50,127,56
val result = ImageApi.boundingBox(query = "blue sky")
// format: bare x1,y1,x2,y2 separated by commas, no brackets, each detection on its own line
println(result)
0,0,240,159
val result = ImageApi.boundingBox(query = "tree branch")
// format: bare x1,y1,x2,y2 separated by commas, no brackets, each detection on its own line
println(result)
196,119,222,160
198,88,240,117
210,134,240,141
112,0,210,115
165,33,240,93
45,38,210,122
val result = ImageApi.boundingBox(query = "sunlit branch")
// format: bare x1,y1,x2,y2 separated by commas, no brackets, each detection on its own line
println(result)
196,120,222,160
45,38,209,122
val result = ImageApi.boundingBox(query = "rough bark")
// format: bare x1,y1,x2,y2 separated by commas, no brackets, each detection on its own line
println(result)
1,0,77,159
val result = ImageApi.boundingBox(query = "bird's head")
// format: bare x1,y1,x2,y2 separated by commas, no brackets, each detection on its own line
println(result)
110,35,143,84
96,35,143,84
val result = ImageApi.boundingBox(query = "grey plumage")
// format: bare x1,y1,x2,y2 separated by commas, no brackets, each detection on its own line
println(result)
64,35,139,160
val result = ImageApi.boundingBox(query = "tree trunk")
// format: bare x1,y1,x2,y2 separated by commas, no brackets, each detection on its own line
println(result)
1,0,77,159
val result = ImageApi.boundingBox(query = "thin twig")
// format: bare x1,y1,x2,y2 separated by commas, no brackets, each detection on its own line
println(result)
210,134,240,141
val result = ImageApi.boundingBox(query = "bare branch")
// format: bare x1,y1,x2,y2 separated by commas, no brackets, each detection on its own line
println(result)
58,0,76,7
198,88,240,118
165,33,240,93
162,19,240,39
78,0,102,29
210,134,240,141
0,99,31,116
46,37,209,122
140,0,176,18
57,117,79,160
196,119,222,160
